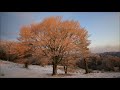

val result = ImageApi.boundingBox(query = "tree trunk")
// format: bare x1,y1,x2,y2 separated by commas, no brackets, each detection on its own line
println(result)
119,65,120,72
52,63,57,75
25,62,28,68
64,66,68,74
24,59,29,68
84,59,89,74
7,54,9,61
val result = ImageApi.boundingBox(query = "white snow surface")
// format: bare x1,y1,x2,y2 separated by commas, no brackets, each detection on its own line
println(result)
0,60,120,78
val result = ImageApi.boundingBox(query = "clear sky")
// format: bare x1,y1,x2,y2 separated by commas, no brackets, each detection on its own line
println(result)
0,12,120,53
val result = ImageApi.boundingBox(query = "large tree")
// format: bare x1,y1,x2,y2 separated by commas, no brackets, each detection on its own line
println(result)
75,30,90,74
18,16,90,75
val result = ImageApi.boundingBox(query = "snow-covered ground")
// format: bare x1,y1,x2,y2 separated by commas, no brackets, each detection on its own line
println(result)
0,60,120,78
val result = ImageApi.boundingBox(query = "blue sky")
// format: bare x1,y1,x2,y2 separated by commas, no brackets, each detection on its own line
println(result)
0,12,119,53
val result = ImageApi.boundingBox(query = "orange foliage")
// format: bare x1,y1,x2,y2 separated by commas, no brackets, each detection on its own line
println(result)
10,43,30,58
18,16,90,74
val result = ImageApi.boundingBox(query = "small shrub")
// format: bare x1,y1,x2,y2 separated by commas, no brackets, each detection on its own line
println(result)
114,67,119,72
88,69,93,73
0,73,5,76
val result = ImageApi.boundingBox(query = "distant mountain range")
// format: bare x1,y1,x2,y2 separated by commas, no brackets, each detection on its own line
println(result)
98,52,120,57
90,45,120,53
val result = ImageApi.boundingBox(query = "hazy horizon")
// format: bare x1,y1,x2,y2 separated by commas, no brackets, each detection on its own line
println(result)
0,12,120,53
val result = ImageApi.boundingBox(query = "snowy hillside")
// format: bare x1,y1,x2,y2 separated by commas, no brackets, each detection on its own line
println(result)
0,60,120,78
